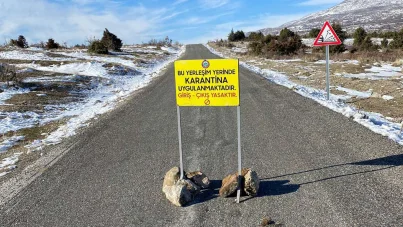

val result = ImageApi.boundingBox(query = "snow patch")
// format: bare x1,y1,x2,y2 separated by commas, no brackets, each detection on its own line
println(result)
0,152,22,176
0,136,25,153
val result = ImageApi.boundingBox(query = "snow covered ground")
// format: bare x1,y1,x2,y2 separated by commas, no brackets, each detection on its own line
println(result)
0,45,185,177
205,43,403,146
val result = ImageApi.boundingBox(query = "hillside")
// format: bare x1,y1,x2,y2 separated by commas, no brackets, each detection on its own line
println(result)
256,0,403,35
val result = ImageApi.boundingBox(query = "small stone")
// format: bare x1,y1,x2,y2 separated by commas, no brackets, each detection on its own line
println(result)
186,171,210,189
261,217,272,226
219,174,239,197
244,169,260,196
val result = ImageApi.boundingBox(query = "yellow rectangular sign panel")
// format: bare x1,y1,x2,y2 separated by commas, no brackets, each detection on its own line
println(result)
174,59,239,106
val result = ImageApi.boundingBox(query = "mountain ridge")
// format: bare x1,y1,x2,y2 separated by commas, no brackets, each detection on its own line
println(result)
254,0,403,35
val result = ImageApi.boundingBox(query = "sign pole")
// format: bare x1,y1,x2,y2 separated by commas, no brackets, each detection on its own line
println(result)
177,105,184,179
326,45,330,100
236,105,242,203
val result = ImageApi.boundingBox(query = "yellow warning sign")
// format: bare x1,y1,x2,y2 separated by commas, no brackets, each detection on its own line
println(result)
175,59,239,106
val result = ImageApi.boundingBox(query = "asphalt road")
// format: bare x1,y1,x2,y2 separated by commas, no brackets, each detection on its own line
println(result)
1,44,403,227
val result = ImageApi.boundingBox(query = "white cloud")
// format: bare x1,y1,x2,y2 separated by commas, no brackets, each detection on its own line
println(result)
198,0,230,9
182,11,235,25
0,0,180,45
298,0,343,6
173,0,188,5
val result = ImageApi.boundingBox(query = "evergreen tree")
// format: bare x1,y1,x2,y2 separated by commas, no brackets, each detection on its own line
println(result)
329,22,346,53
279,28,295,42
353,27,367,47
46,38,60,49
101,28,123,51
234,30,245,41
228,29,235,41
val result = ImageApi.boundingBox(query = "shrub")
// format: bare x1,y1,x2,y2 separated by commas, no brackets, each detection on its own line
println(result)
88,40,108,54
359,36,378,51
353,27,367,47
0,63,19,86
329,22,346,53
279,28,295,42
248,41,263,55
308,28,321,38
389,29,403,49
381,38,389,48
248,32,264,41
10,35,28,48
46,38,60,49
101,28,122,51
263,34,274,44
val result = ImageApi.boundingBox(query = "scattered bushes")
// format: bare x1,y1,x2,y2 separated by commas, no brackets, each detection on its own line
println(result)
248,32,264,41
88,40,108,54
146,36,173,47
101,28,123,51
9,35,28,48
46,38,60,49
247,28,303,56
216,39,235,48
353,27,378,51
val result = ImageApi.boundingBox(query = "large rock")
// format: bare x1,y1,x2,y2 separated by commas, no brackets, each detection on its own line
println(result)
244,169,260,196
186,171,210,189
162,167,202,206
219,174,239,197
163,180,193,207
219,168,260,198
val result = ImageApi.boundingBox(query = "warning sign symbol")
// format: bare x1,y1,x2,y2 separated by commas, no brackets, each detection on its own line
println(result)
313,21,342,46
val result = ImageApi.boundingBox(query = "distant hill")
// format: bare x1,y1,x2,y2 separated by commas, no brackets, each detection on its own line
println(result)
254,0,403,35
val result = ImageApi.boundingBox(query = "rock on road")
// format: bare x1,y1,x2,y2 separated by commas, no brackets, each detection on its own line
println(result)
1,44,402,226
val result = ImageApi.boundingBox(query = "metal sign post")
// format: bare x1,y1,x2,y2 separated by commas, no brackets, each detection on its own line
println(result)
236,105,242,203
177,105,184,179
326,45,330,100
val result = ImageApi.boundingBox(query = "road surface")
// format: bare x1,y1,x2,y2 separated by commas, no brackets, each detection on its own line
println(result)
1,44,402,226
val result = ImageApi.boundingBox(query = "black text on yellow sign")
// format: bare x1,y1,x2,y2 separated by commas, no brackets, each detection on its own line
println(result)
174,59,239,106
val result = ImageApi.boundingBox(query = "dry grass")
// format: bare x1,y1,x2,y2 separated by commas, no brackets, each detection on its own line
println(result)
209,42,403,119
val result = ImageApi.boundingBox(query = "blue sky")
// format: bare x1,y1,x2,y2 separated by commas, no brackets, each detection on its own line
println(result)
0,0,343,45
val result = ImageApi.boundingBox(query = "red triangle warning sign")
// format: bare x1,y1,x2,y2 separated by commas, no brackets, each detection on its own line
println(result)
313,21,342,46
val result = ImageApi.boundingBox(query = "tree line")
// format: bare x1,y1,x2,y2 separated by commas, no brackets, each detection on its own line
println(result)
222,23,403,56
